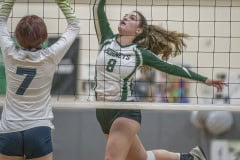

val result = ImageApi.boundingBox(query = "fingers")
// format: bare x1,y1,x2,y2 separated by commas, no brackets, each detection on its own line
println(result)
215,81,226,92
205,79,227,92
216,83,223,92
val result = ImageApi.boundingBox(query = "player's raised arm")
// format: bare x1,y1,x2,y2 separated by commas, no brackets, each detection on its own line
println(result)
51,0,80,63
56,0,78,24
140,48,225,92
93,0,114,44
0,0,16,50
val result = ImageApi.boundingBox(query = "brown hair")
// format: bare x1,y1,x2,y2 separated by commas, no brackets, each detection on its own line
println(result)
133,11,189,71
15,15,47,50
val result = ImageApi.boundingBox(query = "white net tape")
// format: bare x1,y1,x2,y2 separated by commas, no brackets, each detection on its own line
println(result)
1,97,238,111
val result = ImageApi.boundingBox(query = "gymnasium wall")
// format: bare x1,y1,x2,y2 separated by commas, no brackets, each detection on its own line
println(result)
38,109,240,160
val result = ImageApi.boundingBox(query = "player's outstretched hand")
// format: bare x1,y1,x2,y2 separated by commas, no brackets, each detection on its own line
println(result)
205,79,226,92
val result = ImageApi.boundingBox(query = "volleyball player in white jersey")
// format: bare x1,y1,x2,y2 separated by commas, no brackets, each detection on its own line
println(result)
0,0,79,159
93,0,225,160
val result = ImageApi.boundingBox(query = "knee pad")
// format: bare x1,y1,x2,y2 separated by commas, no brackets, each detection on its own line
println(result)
147,151,156,160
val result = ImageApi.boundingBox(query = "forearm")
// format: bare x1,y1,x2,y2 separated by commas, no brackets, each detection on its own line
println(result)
55,0,80,41
141,48,208,83
55,0,78,23
50,0,80,64
93,0,114,43
0,0,15,50
93,0,106,23
0,0,15,21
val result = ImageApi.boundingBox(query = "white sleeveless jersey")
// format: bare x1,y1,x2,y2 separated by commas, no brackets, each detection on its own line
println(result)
95,37,142,101
0,1,80,133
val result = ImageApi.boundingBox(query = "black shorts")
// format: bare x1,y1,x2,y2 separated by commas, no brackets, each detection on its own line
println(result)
96,109,141,134
0,126,53,159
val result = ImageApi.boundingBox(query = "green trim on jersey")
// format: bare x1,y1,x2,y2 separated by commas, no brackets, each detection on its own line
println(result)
0,50,6,95
139,47,208,83
120,50,141,101
0,0,15,20
93,0,208,103
56,0,78,21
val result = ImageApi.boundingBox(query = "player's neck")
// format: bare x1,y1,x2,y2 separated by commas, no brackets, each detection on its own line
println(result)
117,35,135,46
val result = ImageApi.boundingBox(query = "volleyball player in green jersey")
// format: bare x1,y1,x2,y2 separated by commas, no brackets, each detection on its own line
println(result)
0,0,79,159
93,0,224,160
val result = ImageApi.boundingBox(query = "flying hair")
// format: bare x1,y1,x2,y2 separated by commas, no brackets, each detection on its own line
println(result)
133,11,189,72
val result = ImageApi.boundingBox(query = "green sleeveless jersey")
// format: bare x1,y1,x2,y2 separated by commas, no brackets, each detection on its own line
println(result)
93,0,207,102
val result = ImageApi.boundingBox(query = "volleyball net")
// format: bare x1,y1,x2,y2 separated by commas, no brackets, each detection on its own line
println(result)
0,0,240,111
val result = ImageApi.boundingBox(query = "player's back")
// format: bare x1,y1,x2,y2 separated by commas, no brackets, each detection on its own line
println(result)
4,47,56,121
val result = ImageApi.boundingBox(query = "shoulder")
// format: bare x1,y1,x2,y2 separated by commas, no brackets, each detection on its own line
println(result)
135,46,156,58
101,34,117,45
2,45,17,57
135,46,165,66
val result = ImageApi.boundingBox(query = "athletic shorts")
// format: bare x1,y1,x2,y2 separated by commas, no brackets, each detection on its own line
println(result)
96,109,141,134
0,126,52,159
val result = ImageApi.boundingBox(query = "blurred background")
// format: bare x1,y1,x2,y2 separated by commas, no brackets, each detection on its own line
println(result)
0,0,240,159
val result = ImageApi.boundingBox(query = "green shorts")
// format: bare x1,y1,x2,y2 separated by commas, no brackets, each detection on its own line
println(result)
96,109,141,134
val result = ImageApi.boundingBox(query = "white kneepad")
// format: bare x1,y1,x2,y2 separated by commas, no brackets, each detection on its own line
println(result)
147,151,156,160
